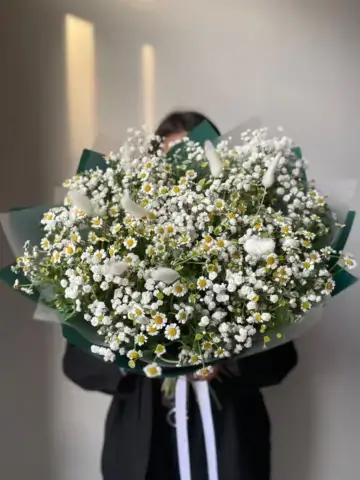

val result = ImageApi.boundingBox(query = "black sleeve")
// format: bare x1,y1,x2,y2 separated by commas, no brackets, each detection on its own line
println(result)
63,342,126,395
237,342,298,389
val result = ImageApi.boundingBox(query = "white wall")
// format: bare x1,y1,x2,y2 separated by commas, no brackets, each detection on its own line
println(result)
1,1,360,479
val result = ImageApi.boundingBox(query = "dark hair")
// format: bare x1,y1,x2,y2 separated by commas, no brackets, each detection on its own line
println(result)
155,111,220,138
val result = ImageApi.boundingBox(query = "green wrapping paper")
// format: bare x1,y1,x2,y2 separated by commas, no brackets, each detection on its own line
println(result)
77,149,107,174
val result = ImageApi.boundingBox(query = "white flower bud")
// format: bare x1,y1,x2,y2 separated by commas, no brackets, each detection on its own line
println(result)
262,154,281,188
68,189,94,215
204,140,223,177
121,191,149,218
282,238,299,249
244,236,275,257
104,261,129,277
151,267,180,285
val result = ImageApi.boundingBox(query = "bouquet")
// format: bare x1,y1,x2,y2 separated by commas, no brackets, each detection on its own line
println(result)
0,121,357,479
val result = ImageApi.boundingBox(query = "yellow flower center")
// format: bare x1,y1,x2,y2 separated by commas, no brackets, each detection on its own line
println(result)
65,245,75,255
175,285,183,293
148,367,158,376
144,184,152,192
127,239,134,247
199,279,207,288
154,315,164,325
168,328,177,337
173,186,181,194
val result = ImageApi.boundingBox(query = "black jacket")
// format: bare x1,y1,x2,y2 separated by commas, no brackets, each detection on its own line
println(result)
63,342,297,480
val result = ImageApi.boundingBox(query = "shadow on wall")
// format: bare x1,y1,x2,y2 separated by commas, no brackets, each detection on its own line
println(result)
0,4,68,479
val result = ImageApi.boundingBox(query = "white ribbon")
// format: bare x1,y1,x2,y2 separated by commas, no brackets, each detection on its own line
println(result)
174,376,219,480
175,377,192,480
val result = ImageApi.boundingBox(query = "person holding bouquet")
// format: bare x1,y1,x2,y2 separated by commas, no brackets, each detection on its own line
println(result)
63,111,298,480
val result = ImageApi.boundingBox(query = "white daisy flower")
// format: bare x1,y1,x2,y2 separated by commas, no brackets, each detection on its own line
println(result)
111,223,122,235
109,205,120,217
197,277,212,290
63,242,76,256
124,237,137,250
172,282,188,297
176,309,189,324
300,297,311,312
41,238,51,250
143,363,162,378
155,344,166,356
266,253,278,269
152,312,167,329
343,254,357,270
127,349,143,361
135,334,148,346
142,183,154,195
51,250,61,263
165,323,181,340
195,366,214,378
91,217,103,229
